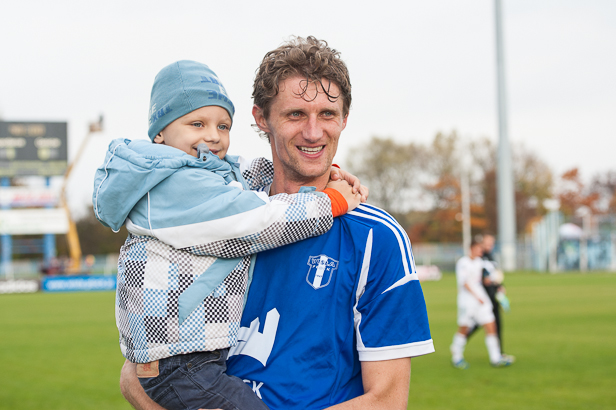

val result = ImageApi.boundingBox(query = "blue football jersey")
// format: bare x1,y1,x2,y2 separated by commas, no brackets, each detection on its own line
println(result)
226,204,434,409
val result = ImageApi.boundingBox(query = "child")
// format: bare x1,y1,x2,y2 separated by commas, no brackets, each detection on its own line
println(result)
93,60,362,410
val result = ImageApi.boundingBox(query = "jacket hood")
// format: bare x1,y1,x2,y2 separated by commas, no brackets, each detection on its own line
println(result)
92,138,236,231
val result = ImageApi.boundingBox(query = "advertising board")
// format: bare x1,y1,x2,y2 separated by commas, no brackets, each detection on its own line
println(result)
41,275,117,292
0,187,60,207
0,280,40,294
0,208,69,235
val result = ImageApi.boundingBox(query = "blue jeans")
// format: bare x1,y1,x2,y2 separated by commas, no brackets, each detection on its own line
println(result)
139,349,269,410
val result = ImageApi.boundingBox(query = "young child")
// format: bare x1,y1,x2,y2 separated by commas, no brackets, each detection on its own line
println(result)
93,60,362,410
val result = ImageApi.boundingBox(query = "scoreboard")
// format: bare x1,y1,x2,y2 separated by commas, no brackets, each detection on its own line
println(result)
0,121,68,176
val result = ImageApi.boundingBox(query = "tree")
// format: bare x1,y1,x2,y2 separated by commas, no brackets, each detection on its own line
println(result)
56,208,128,256
346,136,426,216
474,140,554,235
557,168,600,216
344,132,556,243
512,145,554,233
590,170,616,214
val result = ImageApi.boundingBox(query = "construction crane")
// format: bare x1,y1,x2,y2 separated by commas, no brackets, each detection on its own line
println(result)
60,116,103,273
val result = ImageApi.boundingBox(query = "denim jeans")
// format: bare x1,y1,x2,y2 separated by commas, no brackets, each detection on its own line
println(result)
139,349,269,410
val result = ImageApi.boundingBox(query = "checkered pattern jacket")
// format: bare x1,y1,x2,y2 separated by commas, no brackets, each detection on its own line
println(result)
93,139,333,363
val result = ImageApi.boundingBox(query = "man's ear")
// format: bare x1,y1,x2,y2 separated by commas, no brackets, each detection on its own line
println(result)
153,133,164,144
252,105,271,133
341,114,349,131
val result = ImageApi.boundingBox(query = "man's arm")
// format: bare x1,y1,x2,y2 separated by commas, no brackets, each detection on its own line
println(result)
326,358,411,410
120,360,166,410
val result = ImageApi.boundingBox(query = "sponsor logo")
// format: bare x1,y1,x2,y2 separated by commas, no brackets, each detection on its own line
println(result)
200,76,235,114
242,379,265,399
148,104,173,127
229,308,279,367
306,255,338,290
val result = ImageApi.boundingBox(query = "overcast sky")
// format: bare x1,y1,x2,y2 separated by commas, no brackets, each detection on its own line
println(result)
1,0,614,217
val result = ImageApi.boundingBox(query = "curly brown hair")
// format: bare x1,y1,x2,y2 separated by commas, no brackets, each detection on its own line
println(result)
253,36,352,124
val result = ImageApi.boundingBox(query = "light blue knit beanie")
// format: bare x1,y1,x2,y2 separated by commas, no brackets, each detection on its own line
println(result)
147,60,235,141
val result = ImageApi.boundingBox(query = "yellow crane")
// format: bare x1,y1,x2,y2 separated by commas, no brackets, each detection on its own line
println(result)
60,116,103,273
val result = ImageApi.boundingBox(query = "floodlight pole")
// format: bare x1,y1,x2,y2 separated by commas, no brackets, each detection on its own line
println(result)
461,170,471,253
495,0,517,271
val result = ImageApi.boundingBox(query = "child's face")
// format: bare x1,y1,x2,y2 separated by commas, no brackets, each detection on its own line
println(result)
154,105,231,159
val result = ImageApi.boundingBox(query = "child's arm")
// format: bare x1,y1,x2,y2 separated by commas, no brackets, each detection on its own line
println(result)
242,156,369,203
240,156,274,191
125,167,359,259
323,179,361,217
329,164,369,203
176,183,357,259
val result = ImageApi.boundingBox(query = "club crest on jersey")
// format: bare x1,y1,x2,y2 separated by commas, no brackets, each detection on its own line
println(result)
306,255,338,290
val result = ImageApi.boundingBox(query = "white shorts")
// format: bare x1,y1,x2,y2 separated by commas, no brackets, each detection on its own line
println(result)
457,293,495,327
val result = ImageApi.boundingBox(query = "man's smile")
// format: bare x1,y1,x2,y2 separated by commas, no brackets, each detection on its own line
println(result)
298,145,325,154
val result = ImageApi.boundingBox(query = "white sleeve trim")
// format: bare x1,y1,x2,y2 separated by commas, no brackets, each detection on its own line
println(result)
358,339,435,362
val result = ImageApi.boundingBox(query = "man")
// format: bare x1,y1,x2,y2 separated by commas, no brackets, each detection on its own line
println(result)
466,234,512,354
121,36,434,409
449,238,512,369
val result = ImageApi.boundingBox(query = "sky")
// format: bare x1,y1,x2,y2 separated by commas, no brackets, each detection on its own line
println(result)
1,0,615,217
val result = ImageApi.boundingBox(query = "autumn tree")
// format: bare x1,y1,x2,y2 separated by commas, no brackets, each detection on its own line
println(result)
344,132,556,243
472,139,554,235
56,208,128,256
346,136,427,217
419,131,468,242
590,170,616,214
557,168,600,216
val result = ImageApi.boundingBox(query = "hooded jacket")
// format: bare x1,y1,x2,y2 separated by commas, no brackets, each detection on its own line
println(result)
93,139,333,363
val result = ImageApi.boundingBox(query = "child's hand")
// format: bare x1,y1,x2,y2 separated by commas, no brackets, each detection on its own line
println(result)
330,166,369,203
326,179,361,213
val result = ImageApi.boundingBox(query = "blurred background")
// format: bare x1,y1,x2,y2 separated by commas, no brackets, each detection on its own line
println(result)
2,0,615,277
0,1,615,409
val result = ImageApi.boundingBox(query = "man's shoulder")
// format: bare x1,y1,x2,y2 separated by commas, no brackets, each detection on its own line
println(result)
340,204,412,258
342,203,404,231
341,204,408,244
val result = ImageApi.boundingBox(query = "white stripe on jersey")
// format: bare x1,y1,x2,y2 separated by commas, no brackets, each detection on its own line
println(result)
353,204,417,275
353,229,373,351
348,204,418,294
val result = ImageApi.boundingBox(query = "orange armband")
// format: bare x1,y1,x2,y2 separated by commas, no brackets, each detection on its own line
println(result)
322,188,348,217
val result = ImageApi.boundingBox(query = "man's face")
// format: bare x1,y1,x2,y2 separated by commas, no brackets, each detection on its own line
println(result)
483,235,495,252
253,76,348,185
470,243,484,258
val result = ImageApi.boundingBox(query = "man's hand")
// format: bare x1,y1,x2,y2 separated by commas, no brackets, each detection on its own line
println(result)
326,179,362,213
330,166,369,203
325,358,411,410
120,360,166,410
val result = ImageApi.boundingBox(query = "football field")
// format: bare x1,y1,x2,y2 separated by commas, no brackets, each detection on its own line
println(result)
0,272,614,409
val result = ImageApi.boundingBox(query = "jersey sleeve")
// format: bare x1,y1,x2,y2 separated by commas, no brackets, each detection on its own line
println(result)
353,214,434,361
127,167,333,259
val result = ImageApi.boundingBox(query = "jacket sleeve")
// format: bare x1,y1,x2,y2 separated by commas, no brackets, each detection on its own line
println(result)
126,167,334,259
240,157,274,191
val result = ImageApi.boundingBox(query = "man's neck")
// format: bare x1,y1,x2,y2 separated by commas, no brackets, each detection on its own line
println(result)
269,170,329,196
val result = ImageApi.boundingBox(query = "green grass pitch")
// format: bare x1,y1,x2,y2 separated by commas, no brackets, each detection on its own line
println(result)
0,272,614,409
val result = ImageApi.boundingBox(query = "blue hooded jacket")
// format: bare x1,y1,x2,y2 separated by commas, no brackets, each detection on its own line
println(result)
92,139,333,362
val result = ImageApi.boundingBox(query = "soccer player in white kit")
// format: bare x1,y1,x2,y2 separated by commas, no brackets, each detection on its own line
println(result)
450,238,514,368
